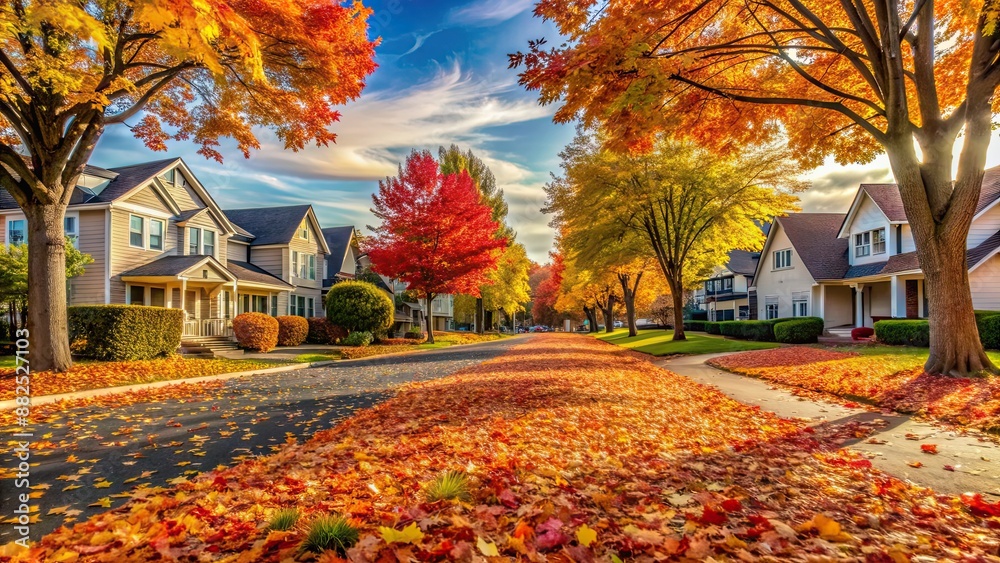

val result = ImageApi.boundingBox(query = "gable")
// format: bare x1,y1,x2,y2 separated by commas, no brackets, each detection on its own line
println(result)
124,183,177,215
849,192,890,234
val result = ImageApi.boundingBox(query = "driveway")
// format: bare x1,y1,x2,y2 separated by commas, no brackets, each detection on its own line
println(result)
660,353,1000,498
0,338,521,542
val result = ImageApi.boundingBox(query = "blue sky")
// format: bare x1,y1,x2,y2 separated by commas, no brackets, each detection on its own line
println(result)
92,0,572,263
90,0,1000,263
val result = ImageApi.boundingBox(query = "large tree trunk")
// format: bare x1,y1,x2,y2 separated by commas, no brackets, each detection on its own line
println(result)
670,289,685,341
583,306,597,332
425,294,435,344
618,272,642,337
23,202,72,372
601,295,616,333
475,298,484,334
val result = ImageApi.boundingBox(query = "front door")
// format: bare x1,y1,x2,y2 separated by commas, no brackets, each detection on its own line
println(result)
185,290,198,319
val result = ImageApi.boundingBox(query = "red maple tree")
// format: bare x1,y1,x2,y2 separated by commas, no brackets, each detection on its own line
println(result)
531,252,565,328
366,150,507,343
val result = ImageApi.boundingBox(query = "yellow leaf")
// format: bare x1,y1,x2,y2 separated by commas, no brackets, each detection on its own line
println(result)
477,536,500,557
379,522,424,545
94,481,112,489
576,524,597,547
88,497,111,508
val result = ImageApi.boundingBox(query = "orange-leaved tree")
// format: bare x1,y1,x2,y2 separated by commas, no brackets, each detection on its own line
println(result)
0,0,377,371
512,1,1000,375
365,150,508,344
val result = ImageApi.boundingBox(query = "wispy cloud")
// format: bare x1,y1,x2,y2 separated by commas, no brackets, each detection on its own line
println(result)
448,0,535,26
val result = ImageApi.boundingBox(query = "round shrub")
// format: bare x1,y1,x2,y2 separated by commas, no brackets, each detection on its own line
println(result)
851,327,874,340
342,331,373,347
306,317,348,344
325,281,394,335
874,319,929,347
276,315,309,346
232,312,279,352
774,318,824,344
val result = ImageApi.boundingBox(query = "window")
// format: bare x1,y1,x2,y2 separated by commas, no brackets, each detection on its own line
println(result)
792,292,808,317
150,288,165,307
129,285,145,305
292,251,315,280
188,227,200,255
292,251,299,278
7,219,26,245
222,290,231,318
161,168,175,184
872,228,886,254
149,219,164,251
299,219,309,240
855,231,871,257
723,277,732,291
271,295,278,317
765,296,779,320
307,297,314,318
203,230,216,258
773,249,792,270
129,215,144,248
308,255,315,280
64,216,78,248
289,295,315,317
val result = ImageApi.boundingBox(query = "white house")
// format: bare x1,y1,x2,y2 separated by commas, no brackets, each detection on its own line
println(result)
695,249,761,320
752,167,1000,329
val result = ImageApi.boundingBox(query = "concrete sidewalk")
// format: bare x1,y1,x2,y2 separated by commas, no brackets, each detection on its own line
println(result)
659,353,1000,497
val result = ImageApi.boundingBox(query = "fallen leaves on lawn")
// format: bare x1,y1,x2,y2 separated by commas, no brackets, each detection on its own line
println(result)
14,335,1000,562
709,347,1000,434
0,357,278,400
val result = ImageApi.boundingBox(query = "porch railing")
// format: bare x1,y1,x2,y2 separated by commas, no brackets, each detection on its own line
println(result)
182,318,233,338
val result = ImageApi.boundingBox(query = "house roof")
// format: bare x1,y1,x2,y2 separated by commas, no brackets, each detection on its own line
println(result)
1,158,178,210
322,226,356,269
224,205,314,246
859,184,907,222
726,249,760,277
120,254,226,278
839,231,1000,279
775,213,850,280
227,260,294,289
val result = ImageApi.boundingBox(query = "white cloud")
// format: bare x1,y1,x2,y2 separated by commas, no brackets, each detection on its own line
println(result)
448,0,535,26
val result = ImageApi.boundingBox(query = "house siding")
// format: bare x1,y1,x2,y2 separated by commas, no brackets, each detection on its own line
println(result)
753,223,817,319
249,247,284,279
70,210,108,305
124,186,172,214
227,240,249,263
971,253,1000,310
108,208,176,304
970,204,1000,248
848,196,891,266
181,212,228,265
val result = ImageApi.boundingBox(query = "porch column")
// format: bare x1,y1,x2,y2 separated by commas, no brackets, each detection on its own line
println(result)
890,276,901,318
817,284,826,322
853,283,865,328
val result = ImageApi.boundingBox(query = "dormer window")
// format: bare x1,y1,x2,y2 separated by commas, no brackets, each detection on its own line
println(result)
872,228,886,254
161,168,175,184
855,232,871,257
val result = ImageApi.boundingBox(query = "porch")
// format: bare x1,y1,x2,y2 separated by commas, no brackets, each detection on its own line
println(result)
816,274,927,329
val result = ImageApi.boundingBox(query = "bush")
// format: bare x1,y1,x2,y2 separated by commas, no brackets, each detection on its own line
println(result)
718,321,742,338
342,331,373,347
404,327,425,340
851,327,875,340
684,321,707,332
306,317,347,345
232,312,279,352
979,315,1000,350
326,281,394,335
68,305,183,361
276,316,309,346
774,318,825,344
704,321,722,335
874,319,930,347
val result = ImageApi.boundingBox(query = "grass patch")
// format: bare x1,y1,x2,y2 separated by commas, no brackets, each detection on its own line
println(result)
0,356,16,369
424,470,472,502
417,342,452,349
267,508,301,531
299,515,359,555
595,329,779,356
293,353,341,363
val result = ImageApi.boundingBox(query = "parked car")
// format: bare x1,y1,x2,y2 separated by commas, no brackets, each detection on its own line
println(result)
613,320,624,328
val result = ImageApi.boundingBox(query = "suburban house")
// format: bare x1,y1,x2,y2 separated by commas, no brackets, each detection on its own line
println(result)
752,167,1000,329
695,249,762,321
0,157,329,340
322,226,361,287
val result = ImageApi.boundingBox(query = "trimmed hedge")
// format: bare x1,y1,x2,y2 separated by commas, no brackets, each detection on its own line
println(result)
704,321,722,335
68,305,183,361
975,310,1000,350
874,319,930,347
326,281,394,335
404,328,425,340
306,317,347,345
276,315,309,346
684,321,707,332
774,317,825,344
233,312,279,352
342,331,373,347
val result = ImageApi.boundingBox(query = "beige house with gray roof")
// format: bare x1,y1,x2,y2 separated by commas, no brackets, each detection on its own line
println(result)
0,157,328,341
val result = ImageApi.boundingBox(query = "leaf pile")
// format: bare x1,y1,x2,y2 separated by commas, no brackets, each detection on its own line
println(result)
15,335,1000,562
710,347,1000,433
0,357,278,401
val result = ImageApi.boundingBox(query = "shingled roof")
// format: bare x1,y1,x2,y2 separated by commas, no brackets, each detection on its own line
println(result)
120,255,230,278
322,226,355,271
850,166,1000,227
227,260,294,289
1,158,176,210
775,213,850,281
725,249,760,277
224,205,313,246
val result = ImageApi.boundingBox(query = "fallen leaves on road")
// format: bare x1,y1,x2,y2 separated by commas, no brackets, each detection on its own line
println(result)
0,357,279,401
709,347,1000,434
13,335,1000,562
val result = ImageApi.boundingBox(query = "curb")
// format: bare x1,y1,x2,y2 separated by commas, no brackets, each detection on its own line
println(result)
0,336,522,410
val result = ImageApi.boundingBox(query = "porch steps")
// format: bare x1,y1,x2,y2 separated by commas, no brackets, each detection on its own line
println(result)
180,336,242,358
825,327,855,338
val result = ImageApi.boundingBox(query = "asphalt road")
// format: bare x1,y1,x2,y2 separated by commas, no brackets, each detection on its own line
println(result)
0,338,521,542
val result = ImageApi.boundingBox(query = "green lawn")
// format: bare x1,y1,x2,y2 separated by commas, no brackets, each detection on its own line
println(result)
595,329,780,356
840,344,1000,365
293,353,341,363
0,355,15,369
